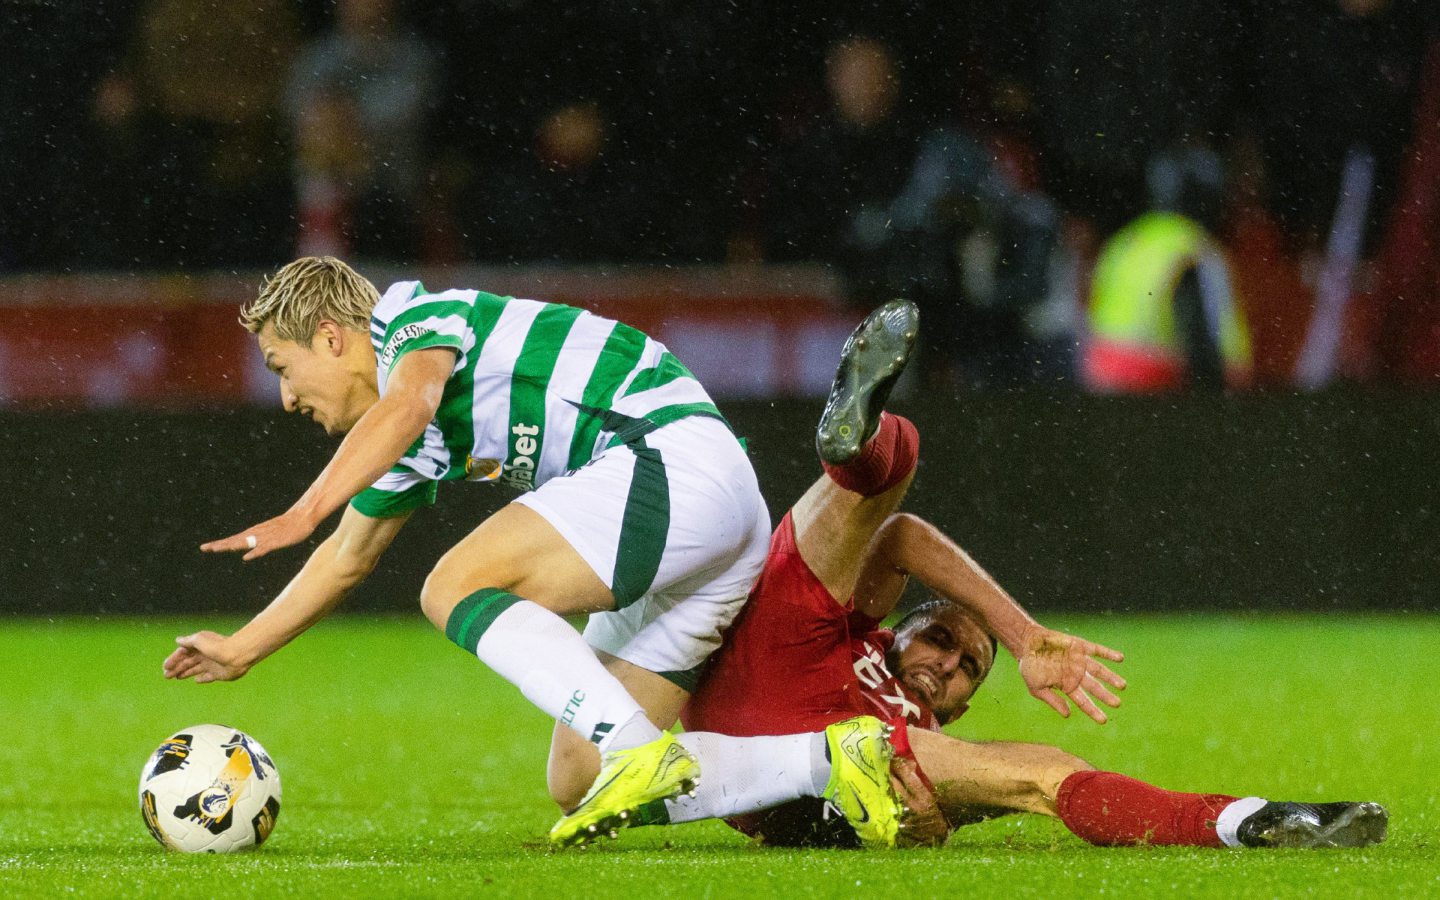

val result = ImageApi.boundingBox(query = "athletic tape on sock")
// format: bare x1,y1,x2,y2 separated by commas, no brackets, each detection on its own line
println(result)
445,588,521,654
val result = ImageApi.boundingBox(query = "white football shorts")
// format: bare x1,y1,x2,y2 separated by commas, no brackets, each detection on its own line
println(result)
514,414,771,690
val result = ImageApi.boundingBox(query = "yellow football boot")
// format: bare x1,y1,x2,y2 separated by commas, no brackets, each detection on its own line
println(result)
823,715,902,849
548,731,699,848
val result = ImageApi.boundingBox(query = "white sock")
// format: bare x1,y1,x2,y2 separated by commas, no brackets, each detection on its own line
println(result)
661,731,830,823
1215,796,1268,848
472,599,660,752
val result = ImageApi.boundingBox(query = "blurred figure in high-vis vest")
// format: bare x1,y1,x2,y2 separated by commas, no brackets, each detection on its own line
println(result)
1085,147,1252,392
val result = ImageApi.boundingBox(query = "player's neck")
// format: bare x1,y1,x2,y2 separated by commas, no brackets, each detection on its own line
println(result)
344,332,380,395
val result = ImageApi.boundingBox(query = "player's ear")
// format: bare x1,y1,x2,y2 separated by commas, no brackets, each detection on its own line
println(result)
313,320,345,357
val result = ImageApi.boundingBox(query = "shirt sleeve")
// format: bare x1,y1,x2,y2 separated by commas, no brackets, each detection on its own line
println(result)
349,465,438,518
377,296,470,374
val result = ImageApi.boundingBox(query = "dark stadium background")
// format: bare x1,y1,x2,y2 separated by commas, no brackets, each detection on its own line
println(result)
1,0,1438,616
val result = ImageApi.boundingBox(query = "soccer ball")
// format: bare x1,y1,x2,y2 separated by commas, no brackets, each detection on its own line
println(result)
138,724,282,853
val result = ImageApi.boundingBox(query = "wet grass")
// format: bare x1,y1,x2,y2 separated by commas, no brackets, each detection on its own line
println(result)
1,615,1435,898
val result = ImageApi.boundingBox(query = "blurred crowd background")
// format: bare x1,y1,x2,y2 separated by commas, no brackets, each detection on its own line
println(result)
2,0,1439,392
3,0,1439,613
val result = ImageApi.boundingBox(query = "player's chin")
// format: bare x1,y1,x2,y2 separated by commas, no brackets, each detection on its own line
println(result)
323,415,359,436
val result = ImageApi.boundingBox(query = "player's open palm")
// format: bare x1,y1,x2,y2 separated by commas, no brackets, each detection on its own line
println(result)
163,631,250,684
1017,626,1126,724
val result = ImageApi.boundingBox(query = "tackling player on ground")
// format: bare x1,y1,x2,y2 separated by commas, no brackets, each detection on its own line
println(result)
660,299,1386,850
162,257,905,847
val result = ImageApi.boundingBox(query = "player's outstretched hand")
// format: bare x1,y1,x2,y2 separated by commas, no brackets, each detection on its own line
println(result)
201,508,318,561
163,631,250,683
1016,625,1125,724
891,756,949,847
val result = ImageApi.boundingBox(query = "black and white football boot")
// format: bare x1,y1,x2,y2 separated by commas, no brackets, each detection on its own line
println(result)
816,299,919,465
1235,801,1389,849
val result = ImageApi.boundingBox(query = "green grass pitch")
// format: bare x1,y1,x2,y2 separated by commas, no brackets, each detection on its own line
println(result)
1,615,1436,898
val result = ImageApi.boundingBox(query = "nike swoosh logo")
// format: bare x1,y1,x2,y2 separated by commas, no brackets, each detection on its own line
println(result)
578,760,633,809
849,789,871,824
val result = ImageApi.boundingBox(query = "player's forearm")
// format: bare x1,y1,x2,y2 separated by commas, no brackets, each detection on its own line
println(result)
289,395,433,526
888,514,1038,654
227,535,371,668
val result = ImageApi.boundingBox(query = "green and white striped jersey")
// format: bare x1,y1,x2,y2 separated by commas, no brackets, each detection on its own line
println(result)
350,281,724,518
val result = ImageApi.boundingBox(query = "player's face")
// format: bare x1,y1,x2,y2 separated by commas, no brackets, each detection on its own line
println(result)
892,608,995,724
257,322,366,436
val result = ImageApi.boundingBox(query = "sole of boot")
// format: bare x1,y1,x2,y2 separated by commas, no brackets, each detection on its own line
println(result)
816,301,919,465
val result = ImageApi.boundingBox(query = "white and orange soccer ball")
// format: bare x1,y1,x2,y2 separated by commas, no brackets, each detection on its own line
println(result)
138,724,282,853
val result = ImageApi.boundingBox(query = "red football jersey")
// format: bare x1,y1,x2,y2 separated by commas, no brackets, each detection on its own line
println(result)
683,510,942,737
848,626,944,733
682,511,944,847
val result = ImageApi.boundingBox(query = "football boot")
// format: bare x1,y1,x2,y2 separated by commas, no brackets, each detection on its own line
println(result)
816,299,919,465
548,732,699,848
822,715,903,849
1236,800,1388,849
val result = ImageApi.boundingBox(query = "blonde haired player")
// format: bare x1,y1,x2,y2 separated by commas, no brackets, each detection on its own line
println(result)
163,257,907,847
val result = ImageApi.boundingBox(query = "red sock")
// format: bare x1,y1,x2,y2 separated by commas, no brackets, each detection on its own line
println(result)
821,413,918,496
1056,771,1237,847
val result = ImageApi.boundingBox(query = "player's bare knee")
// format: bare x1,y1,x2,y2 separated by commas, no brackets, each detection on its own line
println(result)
420,544,522,630
419,564,488,631
417,578,450,631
